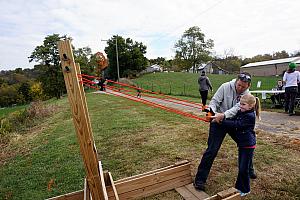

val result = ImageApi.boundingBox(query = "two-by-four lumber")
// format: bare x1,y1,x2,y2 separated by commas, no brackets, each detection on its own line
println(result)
217,187,239,199
84,178,91,200
57,40,107,200
103,171,119,200
204,187,241,200
106,160,192,199
176,183,210,200
46,190,83,200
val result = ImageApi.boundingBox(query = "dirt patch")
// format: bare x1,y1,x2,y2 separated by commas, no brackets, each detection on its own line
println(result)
256,111,300,139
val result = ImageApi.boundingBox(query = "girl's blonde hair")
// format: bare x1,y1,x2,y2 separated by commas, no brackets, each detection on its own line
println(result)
240,93,261,120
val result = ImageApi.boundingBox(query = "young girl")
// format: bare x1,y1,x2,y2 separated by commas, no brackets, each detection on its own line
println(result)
219,93,260,196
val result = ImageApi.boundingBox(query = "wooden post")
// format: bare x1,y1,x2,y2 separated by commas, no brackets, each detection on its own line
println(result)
57,40,108,200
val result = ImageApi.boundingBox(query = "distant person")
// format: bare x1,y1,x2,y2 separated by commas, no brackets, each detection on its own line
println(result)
98,77,106,91
270,80,284,108
283,62,300,116
136,87,142,98
216,94,261,196
198,71,213,110
194,72,257,192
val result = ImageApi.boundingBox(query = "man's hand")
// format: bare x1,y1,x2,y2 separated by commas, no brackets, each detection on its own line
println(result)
210,113,225,124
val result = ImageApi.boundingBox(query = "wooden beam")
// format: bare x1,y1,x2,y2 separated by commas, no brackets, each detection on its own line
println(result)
46,190,83,200
108,172,119,200
176,186,200,200
115,160,189,183
223,193,241,200
185,184,210,199
84,178,91,200
203,187,241,200
217,187,239,199
57,40,108,200
105,161,192,199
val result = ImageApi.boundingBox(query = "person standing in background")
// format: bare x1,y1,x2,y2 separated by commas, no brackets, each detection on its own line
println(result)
283,62,300,116
198,71,213,110
270,80,284,108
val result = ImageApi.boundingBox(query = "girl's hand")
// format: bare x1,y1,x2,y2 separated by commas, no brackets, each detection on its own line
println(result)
210,113,224,124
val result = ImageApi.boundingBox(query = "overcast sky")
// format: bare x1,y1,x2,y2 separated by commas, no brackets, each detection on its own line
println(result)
1,0,300,70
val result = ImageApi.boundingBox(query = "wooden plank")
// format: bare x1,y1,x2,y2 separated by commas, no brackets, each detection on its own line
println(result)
115,160,189,183
185,183,210,199
57,40,108,200
108,172,119,200
217,187,238,198
46,190,83,200
175,186,199,200
107,162,191,197
118,174,192,199
203,195,218,200
223,193,241,200
98,161,108,198
103,171,111,186
84,178,91,200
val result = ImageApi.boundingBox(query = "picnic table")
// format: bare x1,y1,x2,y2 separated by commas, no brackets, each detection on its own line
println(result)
250,90,285,100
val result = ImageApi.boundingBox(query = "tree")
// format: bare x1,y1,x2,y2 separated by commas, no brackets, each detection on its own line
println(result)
291,51,300,57
28,34,69,99
0,83,21,107
148,57,172,71
272,50,289,59
29,82,44,100
104,35,147,79
174,26,214,72
74,47,97,76
18,82,32,102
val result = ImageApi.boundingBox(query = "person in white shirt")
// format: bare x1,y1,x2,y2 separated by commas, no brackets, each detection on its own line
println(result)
283,62,300,116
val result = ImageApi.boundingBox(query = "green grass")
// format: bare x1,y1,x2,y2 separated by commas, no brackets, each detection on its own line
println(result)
0,105,28,119
132,72,279,98
0,73,299,200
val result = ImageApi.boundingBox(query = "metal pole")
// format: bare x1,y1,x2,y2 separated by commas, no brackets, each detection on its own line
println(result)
115,37,120,82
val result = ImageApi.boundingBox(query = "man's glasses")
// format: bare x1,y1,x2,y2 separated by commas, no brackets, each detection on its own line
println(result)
238,74,251,82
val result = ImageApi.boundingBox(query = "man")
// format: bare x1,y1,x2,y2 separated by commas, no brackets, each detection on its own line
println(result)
270,80,284,108
198,71,213,110
97,77,106,91
194,72,256,191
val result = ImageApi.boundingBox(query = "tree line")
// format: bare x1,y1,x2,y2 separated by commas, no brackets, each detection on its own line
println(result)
1,26,299,107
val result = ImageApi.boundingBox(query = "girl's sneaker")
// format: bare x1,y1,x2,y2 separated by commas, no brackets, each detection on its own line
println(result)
237,190,250,197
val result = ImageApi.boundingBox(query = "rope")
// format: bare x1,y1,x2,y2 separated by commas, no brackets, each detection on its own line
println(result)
106,79,202,107
107,84,202,110
79,73,202,107
81,80,209,123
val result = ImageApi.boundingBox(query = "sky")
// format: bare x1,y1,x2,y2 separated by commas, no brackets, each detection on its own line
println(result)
1,0,300,71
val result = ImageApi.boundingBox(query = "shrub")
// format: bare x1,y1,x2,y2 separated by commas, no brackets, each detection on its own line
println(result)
27,101,55,119
0,118,12,143
0,101,58,143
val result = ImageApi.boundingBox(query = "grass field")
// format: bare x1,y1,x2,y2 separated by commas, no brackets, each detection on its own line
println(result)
0,73,299,200
1,92,299,199
132,72,279,98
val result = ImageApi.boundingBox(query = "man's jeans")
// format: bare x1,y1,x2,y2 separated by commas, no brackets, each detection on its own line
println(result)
195,122,254,184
